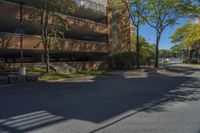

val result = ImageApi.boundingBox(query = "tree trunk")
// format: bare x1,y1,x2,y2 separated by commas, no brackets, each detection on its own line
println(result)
155,33,161,68
198,51,200,64
45,48,50,73
136,26,140,69
43,10,50,73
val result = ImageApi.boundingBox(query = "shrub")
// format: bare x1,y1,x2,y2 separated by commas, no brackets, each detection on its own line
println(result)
190,58,198,64
0,62,10,76
107,52,136,70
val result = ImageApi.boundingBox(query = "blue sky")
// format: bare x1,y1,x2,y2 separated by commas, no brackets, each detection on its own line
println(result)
140,18,188,50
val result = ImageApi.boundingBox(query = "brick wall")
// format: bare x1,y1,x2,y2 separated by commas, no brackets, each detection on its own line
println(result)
116,4,131,52
108,1,131,53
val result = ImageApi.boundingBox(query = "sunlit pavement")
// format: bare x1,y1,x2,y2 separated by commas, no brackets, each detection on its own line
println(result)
0,64,200,133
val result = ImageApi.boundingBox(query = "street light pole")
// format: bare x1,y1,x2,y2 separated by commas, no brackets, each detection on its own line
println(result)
163,51,166,68
20,0,23,67
19,0,26,75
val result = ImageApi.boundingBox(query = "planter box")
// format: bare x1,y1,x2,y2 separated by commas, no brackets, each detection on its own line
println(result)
8,75,26,84
0,74,39,85
0,76,9,85
26,75,39,82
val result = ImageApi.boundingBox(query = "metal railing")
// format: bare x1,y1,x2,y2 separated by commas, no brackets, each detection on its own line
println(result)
75,0,107,15
2,0,107,15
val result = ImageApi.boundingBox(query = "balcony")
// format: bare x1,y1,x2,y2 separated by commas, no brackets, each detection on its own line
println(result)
4,0,107,15
62,15,107,35
0,0,108,35
73,0,107,21
0,33,108,53
76,0,107,15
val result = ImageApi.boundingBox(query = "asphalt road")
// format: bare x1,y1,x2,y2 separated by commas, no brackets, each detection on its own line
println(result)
0,64,200,133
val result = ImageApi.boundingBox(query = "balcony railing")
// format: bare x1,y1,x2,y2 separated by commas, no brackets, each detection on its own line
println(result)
75,0,107,15
0,0,108,34
63,15,107,34
2,0,107,14
0,33,108,53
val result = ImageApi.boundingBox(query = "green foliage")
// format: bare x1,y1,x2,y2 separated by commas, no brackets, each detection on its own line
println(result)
131,35,147,51
143,0,198,29
131,35,155,65
171,44,185,54
26,66,110,80
40,71,110,81
140,43,155,64
107,52,136,69
110,0,146,68
0,62,10,76
129,0,146,26
142,0,198,68
171,23,191,45
159,49,172,58
108,40,154,68
171,23,200,49
184,24,200,47
26,66,49,73
28,0,76,73
170,23,191,60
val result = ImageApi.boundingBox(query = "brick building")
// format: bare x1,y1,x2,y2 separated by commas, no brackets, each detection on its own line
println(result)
0,0,131,70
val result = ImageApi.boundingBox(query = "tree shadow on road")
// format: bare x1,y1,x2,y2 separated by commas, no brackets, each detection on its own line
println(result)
0,72,199,133
166,64,200,75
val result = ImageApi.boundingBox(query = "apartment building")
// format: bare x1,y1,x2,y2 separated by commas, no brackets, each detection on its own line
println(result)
0,0,131,70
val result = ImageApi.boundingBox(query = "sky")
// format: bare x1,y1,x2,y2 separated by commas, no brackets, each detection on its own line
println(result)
140,18,188,50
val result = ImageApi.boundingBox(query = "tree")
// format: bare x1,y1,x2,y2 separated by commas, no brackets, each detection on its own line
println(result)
143,0,198,68
110,0,146,68
170,44,185,57
170,23,190,59
160,49,169,58
183,24,200,47
125,0,146,68
171,23,200,48
171,23,191,45
28,0,75,73
140,43,155,65
131,35,155,65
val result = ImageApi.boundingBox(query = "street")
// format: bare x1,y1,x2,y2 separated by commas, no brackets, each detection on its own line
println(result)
0,64,200,133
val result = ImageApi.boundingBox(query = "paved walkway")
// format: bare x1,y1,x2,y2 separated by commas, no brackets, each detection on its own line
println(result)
0,64,200,133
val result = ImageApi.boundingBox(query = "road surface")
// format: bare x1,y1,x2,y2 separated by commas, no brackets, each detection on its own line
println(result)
0,64,200,133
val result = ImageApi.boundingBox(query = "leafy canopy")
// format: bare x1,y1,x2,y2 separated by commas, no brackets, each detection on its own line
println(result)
171,23,191,45
143,0,198,33
184,24,200,46
171,23,200,47
131,35,155,60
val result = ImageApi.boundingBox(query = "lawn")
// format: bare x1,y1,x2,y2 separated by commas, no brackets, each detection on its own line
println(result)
26,66,110,81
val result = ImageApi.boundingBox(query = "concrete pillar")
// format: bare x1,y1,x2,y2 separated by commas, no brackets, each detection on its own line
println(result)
107,5,113,54
41,54,45,63
5,58,7,63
